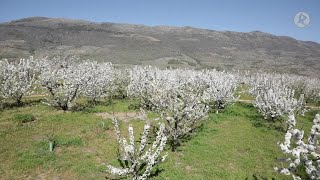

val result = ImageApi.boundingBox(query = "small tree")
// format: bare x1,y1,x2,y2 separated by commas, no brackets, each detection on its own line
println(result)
275,113,320,179
107,118,168,180
127,66,160,109
82,62,113,104
202,71,239,113
0,57,39,105
253,85,305,121
127,66,210,151
110,68,130,99
40,59,89,110
154,89,209,151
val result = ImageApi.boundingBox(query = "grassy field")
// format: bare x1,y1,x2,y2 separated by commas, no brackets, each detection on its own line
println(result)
0,98,319,179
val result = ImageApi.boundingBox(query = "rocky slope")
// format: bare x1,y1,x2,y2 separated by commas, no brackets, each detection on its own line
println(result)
0,17,319,76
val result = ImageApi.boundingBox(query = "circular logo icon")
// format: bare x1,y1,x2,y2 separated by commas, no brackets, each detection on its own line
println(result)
294,12,310,28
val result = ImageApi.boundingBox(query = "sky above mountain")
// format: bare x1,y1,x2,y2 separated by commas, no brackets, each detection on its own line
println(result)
0,0,319,42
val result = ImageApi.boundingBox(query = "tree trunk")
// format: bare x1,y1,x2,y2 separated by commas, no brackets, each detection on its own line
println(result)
16,94,23,105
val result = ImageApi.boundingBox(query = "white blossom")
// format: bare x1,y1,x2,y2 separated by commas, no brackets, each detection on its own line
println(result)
82,61,114,103
0,57,39,104
39,57,90,110
107,118,167,180
276,114,320,179
251,75,305,120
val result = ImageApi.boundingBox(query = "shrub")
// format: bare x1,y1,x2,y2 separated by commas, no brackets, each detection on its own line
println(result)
107,118,167,180
14,114,35,124
275,113,320,179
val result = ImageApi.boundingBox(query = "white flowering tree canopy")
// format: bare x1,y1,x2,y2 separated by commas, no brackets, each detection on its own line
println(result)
127,66,239,151
0,57,39,104
39,59,91,110
160,89,209,151
275,113,320,180
107,118,168,180
81,61,114,102
110,68,130,99
201,70,239,112
249,73,306,120
254,86,305,120
127,66,238,112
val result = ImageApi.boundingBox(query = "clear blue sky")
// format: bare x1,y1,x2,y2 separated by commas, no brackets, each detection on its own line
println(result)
0,0,319,42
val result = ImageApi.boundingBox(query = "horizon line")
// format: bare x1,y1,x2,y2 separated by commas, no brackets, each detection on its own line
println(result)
1,16,319,44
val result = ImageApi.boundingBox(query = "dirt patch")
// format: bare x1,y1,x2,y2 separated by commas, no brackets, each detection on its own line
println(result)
185,165,193,172
95,111,145,122
26,168,78,180
0,121,15,129
56,110,72,114
82,147,97,154
32,134,44,141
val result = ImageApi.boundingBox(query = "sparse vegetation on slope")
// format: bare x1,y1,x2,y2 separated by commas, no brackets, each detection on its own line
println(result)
1,17,320,76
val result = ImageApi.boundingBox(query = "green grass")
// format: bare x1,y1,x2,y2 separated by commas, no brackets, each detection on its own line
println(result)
236,84,254,101
0,99,319,179
14,113,36,124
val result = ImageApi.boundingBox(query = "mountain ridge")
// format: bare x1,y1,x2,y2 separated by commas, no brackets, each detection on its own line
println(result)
0,17,319,76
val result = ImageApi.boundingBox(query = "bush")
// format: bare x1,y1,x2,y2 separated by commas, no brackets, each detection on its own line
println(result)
14,114,35,124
